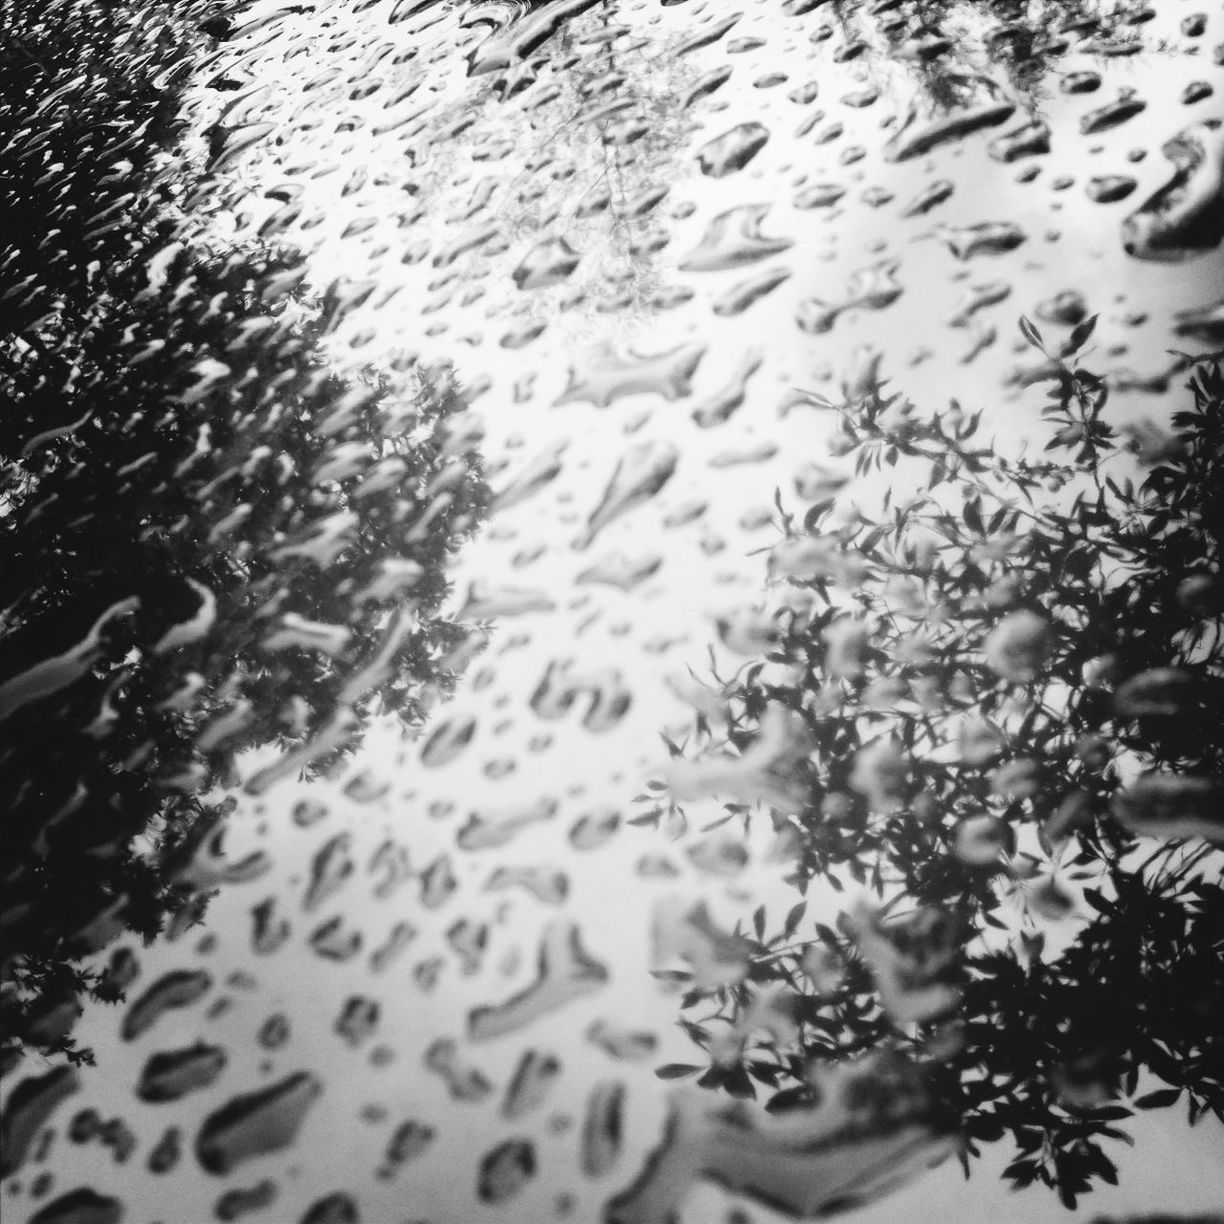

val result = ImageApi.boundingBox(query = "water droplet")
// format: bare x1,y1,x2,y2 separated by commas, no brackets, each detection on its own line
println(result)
574,440,679,548
697,122,770,177
468,920,608,1041
512,237,581,289
138,1043,228,1103
1123,120,1224,261
678,205,791,271
556,343,706,410
122,971,213,1042
195,1072,323,1175
478,1138,536,1203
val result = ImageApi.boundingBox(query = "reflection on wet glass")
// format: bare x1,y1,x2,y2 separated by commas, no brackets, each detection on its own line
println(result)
2,0,1223,1222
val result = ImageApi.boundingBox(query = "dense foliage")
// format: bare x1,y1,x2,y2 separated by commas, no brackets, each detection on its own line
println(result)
0,0,487,1067
649,327,1224,1206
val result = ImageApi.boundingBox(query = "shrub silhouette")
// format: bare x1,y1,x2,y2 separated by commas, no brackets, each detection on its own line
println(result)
0,0,487,1068
648,328,1223,1206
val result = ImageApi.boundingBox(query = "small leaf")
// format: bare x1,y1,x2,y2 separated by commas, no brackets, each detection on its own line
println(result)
627,809,662,828
765,1085,808,1114
679,1019,710,1043
655,1063,702,1080
1083,890,1114,916
1018,315,1045,351
723,1064,757,1099
1067,313,1098,354
1134,1087,1181,1110
964,495,984,534
747,1060,781,1085
1092,1148,1119,1186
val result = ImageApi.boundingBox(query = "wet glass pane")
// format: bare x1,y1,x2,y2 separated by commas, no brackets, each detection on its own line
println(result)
2,2,1223,1223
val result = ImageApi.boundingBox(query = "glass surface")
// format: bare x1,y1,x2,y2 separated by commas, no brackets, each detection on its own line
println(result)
2,2,1223,1223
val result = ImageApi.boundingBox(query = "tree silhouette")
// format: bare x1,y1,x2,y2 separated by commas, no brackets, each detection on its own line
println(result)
0,0,487,1070
648,330,1224,1206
